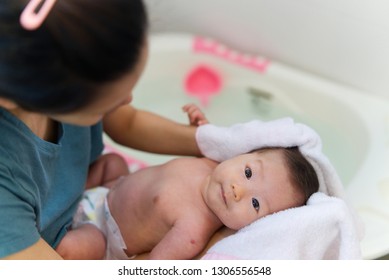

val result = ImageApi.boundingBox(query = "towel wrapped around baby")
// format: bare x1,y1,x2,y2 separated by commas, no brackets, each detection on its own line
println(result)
196,118,363,259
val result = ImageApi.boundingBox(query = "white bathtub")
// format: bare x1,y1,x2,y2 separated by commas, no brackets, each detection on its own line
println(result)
104,33,389,259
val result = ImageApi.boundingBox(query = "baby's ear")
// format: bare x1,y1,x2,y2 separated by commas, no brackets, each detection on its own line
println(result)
0,98,18,110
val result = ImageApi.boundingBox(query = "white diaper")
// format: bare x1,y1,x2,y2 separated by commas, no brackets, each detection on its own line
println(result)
73,186,132,259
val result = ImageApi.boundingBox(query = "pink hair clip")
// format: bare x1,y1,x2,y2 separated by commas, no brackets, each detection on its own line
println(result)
20,0,57,30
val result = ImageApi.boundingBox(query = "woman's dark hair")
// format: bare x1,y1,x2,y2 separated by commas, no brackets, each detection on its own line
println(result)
0,0,148,114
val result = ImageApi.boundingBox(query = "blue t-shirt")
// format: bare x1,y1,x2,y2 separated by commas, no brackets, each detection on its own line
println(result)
0,108,104,257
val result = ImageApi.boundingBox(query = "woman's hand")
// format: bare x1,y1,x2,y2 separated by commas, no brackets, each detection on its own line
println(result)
182,103,209,126
2,238,63,260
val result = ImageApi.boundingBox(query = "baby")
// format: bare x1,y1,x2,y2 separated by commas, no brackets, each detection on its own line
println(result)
57,146,319,260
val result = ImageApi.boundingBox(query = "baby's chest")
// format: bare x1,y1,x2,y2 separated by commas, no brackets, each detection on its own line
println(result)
153,188,202,223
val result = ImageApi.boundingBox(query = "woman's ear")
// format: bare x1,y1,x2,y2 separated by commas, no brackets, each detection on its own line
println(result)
0,97,18,110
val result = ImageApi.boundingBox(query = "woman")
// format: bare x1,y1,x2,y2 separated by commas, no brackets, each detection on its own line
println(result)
0,0,203,259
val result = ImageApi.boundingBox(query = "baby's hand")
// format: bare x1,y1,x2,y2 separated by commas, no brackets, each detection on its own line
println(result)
182,103,209,126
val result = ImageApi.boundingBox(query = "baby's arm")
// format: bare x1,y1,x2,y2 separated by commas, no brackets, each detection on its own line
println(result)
56,224,106,260
86,153,130,189
149,220,210,260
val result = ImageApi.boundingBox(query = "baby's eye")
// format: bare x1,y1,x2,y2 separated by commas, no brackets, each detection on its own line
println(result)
245,167,252,179
252,198,260,212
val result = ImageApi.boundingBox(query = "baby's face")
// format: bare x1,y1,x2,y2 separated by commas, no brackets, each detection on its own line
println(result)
203,149,303,230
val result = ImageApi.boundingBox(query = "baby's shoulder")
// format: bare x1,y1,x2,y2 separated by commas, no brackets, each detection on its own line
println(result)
166,157,217,171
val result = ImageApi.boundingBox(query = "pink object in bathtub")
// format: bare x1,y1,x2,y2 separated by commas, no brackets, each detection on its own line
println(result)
184,64,222,106
193,36,270,73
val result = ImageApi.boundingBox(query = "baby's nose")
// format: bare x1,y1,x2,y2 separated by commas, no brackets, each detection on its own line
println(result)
232,183,245,201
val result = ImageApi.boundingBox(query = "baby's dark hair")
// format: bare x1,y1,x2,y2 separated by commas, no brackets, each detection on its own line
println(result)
282,147,319,203
255,147,319,204
0,0,148,114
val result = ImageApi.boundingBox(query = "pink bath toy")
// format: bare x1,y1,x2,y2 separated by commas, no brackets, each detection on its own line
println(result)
184,64,222,106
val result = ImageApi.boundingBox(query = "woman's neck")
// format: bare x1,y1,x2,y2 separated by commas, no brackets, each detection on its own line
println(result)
9,108,58,142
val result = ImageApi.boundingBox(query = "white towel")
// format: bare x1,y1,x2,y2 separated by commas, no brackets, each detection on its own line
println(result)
202,193,362,260
196,117,363,259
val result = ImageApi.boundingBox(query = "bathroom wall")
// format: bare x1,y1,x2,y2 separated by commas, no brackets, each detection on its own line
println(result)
144,0,389,100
